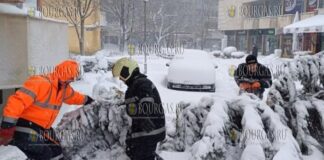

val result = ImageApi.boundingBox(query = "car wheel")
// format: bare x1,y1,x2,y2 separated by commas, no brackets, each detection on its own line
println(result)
210,85,216,92
167,83,171,89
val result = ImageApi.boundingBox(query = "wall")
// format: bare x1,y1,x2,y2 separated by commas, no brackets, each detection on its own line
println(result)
67,9,101,55
27,17,69,74
68,26,101,55
41,1,102,54
218,0,319,31
0,14,28,89
0,13,69,119
218,0,256,31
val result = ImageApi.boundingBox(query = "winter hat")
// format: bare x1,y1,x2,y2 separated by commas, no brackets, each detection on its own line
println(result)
246,55,258,64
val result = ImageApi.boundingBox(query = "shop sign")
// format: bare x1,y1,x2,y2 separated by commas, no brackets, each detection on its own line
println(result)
237,30,247,35
250,30,263,35
307,0,318,12
225,31,236,35
240,4,283,18
284,0,304,14
249,29,275,35
228,5,236,18
263,29,275,35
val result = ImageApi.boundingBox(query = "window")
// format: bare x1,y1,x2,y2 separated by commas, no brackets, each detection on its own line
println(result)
320,0,324,8
0,90,2,104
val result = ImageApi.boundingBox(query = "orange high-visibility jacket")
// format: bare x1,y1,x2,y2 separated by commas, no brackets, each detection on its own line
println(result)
2,60,87,129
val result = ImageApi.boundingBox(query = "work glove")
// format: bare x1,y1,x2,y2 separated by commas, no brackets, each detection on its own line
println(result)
140,119,156,133
84,96,95,105
239,82,251,90
251,81,261,90
0,127,16,146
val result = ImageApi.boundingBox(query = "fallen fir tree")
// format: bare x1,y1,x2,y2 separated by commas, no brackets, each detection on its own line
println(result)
160,53,324,160
267,53,324,156
55,87,131,160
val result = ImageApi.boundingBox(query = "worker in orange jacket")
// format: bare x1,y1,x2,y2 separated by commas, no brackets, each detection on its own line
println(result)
0,60,94,160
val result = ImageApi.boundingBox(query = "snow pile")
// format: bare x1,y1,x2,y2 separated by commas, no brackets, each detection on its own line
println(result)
211,49,244,59
293,51,312,56
75,55,114,73
274,49,282,58
231,52,245,59
223,46,237,58
210,50,222,57
55,87,131,160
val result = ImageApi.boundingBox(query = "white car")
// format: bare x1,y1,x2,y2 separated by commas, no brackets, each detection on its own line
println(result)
166,50,217,92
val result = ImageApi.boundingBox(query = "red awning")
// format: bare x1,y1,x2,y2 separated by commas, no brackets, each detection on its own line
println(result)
0,0,25,3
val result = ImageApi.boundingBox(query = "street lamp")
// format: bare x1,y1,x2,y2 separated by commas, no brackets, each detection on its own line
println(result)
143,0,149,75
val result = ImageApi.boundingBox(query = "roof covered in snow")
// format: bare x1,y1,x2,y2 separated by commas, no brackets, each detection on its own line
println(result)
284,14,324,34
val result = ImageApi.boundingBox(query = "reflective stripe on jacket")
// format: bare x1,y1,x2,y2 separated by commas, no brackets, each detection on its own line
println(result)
2,75,86,129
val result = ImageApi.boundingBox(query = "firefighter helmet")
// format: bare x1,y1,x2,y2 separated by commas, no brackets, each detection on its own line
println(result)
112,58,139,81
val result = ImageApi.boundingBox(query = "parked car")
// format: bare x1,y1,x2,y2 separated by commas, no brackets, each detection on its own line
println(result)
166,51,217,92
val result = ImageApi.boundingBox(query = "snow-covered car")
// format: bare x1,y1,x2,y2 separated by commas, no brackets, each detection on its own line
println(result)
166,51,217,92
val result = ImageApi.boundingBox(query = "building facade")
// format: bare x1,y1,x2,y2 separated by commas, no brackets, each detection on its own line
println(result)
218,0,324,57
41,0,102,55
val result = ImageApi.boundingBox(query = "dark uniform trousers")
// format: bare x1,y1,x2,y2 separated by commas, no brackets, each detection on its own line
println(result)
10,119,63,160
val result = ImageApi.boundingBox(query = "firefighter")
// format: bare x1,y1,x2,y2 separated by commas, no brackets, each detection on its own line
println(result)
0,60,94,160
112,58,166,160
234,55,272,99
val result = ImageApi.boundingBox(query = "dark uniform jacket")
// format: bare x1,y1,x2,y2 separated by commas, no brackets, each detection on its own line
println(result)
234,63,272,93
125,73,166,143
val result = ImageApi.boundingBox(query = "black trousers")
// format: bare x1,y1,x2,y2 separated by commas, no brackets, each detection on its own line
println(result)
11,119,63,160
126,137,159,160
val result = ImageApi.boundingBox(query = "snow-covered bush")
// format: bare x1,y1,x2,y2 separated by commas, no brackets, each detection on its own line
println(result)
231,51,245,59
274,49,282,58
75,56,114,73
223,46,237,58
293,51,312,56
56,87,131,160
210,50,223,58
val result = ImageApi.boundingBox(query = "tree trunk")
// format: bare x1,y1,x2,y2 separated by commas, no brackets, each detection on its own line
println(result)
120,30,125,52
119,0,125,53
80,20,85,55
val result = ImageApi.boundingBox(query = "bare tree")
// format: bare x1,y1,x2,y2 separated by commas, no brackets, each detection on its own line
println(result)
44,0,99,55
102,0,135,52
152,2,176,45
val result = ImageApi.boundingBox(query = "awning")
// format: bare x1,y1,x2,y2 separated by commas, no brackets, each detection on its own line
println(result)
283,15,324,34
0,0,24,3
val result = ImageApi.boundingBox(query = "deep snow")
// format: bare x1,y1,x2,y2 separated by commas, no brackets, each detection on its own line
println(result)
0,49,323,160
